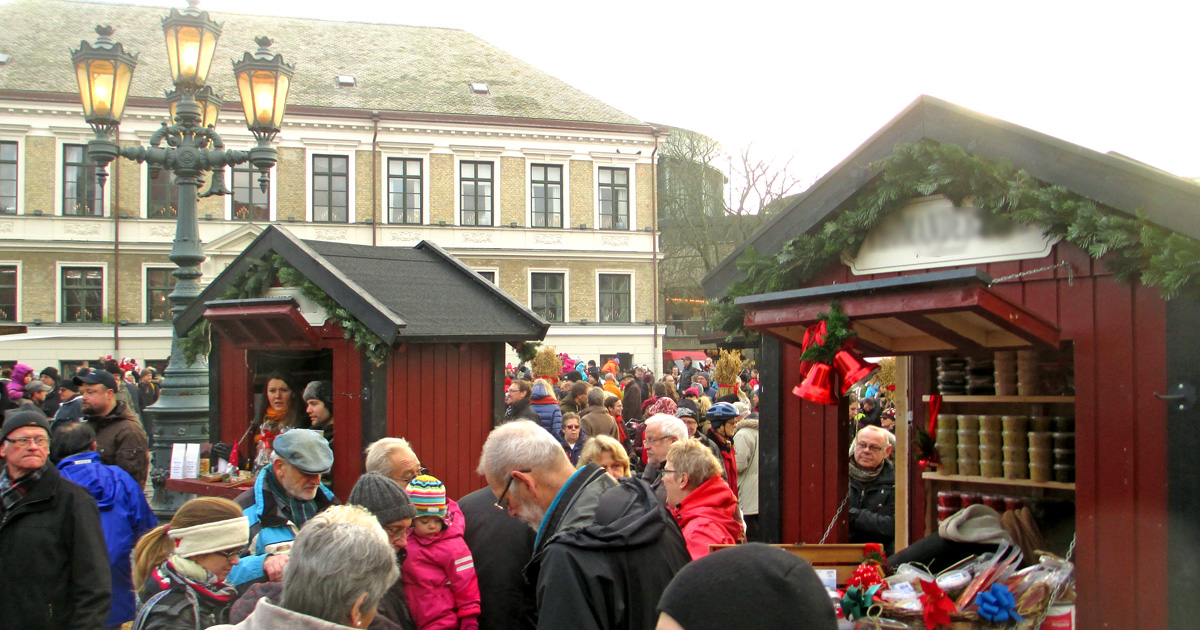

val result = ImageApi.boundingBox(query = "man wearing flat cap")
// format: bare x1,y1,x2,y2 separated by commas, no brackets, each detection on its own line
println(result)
75,368,149,486
229,428,339,586
0,408,112,630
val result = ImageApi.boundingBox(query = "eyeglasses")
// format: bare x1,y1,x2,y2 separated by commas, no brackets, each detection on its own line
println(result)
564,425,580,431
395,467,428,486
645,434,675,444
4,436,49,448
383,524,410,538
856,441,884,454
661,468,677,476
216,547,246,561
494,469,532,511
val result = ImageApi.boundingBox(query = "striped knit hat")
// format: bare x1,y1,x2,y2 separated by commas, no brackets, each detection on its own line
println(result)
406,475,447,519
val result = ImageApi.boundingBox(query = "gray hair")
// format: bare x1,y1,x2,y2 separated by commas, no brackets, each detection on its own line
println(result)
645,413,689,442
281,517,398,623
477,420,568,481
586,387,606,407
364,437,416,477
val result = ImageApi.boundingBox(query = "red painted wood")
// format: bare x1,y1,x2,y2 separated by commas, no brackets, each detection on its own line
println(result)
327,337,362,500
217,335,254,462
1132,283,1168,630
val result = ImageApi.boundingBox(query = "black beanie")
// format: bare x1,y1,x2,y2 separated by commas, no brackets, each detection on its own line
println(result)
1,406,52,443
349,472,418,525
657,543,837,630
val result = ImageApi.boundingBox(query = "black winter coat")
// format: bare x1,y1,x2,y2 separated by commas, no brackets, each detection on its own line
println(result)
505,397,541,424
848,459,896,554
527,464,689,630
458,487,537,630
0,463,112,630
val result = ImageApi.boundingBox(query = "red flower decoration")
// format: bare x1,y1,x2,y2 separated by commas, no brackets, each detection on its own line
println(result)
919,580,957,630
887,384,896,391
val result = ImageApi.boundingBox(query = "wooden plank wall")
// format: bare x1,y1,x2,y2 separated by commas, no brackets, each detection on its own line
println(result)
387,342,496,501
774,241,1167,630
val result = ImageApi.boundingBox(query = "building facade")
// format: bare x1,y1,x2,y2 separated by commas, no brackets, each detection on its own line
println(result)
0,0,665,373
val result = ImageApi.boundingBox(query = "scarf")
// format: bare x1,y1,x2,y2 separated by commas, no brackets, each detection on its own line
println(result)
264,465,318,526
0,464,43,516
152,556,238,604
848,457,884,484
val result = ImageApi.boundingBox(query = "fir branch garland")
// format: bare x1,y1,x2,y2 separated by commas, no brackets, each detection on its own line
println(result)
799,302,857,364
712,140,1200,336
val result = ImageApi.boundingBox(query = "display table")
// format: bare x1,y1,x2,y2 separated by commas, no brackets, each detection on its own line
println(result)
165,478,253,500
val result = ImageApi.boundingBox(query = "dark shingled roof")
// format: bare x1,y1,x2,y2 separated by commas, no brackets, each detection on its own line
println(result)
702,95,1200,299
0,0,645,126
176,225,548,344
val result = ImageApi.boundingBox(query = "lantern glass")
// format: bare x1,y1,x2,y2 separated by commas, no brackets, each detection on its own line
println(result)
74,58,133,122
202,99,220,127
238,69,289,130
164,24,218,86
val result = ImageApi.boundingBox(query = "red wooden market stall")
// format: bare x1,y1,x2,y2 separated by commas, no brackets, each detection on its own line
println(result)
172,225,548,500
702,96,1200,630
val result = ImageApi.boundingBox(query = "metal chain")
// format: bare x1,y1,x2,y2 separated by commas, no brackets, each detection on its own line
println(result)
1065,532,1076,562
819,491,851,544
989,260,1073,287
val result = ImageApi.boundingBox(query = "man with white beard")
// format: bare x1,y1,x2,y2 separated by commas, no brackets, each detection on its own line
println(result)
478,420,689,630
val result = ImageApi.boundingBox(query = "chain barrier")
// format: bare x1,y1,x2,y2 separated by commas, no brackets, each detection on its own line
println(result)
989,261,1073,287
819,491,851,544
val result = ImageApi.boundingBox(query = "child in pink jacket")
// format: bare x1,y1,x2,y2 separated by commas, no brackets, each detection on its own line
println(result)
403,475,481,630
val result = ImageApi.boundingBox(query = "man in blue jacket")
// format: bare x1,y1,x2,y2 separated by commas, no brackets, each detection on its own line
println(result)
230,429,338,586
53,421,158,628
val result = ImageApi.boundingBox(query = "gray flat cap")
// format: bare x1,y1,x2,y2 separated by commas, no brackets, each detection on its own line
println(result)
273,429,334,474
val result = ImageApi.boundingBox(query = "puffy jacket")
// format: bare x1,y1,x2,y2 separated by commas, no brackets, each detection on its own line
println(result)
733,419,760,516
134,558,238,630
58,451,158,626
211,599,354,630
670,475,742,560
0,463,112,630
7,363,32,399
229,468,338,586
53,394,85,425
527,464,690,630
848,459,897,555
229,581,400,630
88,400,150,487
402,499,481,630
529,395,563,441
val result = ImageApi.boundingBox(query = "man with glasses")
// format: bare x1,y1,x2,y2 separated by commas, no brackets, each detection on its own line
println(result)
479,420,688,630
349,471,420,630
848,425,896,554
0,407,112,630
365,436,428,487
505,379,541,423
641,414,689,504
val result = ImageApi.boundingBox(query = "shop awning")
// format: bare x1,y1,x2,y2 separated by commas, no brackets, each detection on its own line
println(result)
663,350,709,362
735,268,1059,355
203,297,321,351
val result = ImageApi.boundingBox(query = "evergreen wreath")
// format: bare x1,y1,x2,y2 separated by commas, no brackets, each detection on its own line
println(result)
711,140,1200,336
799,302,857,364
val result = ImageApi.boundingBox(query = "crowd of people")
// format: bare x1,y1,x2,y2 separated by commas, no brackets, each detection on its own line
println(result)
0,355,847,630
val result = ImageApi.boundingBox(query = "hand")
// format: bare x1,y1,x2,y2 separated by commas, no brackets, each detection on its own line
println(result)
848,507,861,525
264,553,290,581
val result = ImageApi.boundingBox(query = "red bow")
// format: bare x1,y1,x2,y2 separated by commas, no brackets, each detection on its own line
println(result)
919,580,956,630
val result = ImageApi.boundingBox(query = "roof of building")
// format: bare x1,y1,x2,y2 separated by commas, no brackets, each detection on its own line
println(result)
702,94,1200,298
0,0,646,127
176,225,549,344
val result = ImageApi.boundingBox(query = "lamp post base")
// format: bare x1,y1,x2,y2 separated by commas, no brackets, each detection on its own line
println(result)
145,352,211,518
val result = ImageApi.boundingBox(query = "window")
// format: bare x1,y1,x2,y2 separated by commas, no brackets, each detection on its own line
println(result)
476,270,496,284
232,164,270,220
530,272,564,323
63,144,102,216
460,161,493,226
599,273,631,323
598,167,630,230
388,158,422,224
313,155,349,222
0,142,17,214
0,265,15,322
145,267,176,322
531,164,563,228
146,168,179,218
61,266,103,322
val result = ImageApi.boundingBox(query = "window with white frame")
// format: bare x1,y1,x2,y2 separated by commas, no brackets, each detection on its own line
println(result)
530,272,565,323
598,273,631,323
145,267,176,322
476,270,496,284
598,167,630,230
460,161,493,226
232,164,270,220
0,142,17,214
63,144,103,216
312,154,350,223
147,168,179,219
0,265,16,322
531,164,563,228
61,266,103,322
388,158,422,224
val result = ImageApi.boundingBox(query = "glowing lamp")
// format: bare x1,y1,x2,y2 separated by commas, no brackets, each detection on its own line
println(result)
161,0,222,89
71,26,138,128
168,85,223,128
233,36,294,140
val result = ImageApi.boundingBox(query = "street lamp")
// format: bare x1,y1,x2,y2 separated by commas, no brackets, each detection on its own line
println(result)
70,0,293,514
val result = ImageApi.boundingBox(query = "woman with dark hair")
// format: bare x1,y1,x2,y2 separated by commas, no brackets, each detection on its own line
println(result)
251,371,307,472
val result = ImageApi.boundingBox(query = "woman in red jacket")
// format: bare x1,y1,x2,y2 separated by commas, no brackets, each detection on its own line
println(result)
663,439,742,559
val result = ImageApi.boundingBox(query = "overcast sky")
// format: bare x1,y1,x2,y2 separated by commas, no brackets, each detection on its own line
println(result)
83,0,1200,183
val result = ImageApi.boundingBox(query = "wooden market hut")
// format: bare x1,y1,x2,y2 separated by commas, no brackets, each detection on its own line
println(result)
702,96,1200,629
174,225,548,500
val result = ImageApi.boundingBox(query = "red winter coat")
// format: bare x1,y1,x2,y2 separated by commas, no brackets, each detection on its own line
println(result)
671,475,742,560
402,500,482,630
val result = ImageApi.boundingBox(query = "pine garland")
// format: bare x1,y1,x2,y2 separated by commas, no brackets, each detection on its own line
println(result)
799,302,857,364
712,140,1200,336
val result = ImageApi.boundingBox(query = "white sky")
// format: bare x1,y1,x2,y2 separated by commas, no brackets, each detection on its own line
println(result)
83,0,1200,182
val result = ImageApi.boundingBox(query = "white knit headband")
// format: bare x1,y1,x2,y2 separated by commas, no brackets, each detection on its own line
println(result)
170,517,250,558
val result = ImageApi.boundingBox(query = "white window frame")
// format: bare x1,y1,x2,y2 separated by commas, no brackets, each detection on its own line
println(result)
527,267,570,324
451,145,504,228
54,261,108,324
54,134,112,217
141,263,176,323
0,260,23,322
522,149,572,229
378,145,431,226
307,150,357,223
472,266,500,285
140,163,180,219
595,270,635,324
220,135,278,221
590,152,640,231
0,127,29,216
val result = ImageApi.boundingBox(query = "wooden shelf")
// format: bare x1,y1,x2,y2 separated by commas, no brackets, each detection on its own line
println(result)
922,395,1075,404
922,472,1075,491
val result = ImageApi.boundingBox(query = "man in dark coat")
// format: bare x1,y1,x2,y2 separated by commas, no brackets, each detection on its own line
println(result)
39,366,62,416
478,420,689,630
678,357,699,390
505,380,541,423
848,425,896,554
52,379,84,428
0,408,112,630
76,369,150,486
458,486,537,630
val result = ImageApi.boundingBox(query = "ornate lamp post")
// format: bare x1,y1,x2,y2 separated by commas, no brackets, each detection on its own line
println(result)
70,0,293,513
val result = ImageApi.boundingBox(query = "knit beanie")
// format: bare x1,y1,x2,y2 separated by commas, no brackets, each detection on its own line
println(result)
349,472,418,525
302,380,333,406
406,475,447,520
1,406,51,442
657,544,837,630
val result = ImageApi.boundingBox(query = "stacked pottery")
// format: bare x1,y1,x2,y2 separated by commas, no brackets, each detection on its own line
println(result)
1028,428,1053,482
1052,418,1076,483
937,357,969,395
978,415,1003,477
935,414,959,475
1017,350,1040,396
957,414,980,476
966,357,996,395
994,351,1017,396
1000,415,1029,479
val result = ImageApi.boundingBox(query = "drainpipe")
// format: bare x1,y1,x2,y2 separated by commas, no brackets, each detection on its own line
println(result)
113,128,121,354
650,127,661,375
371,112,380,246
